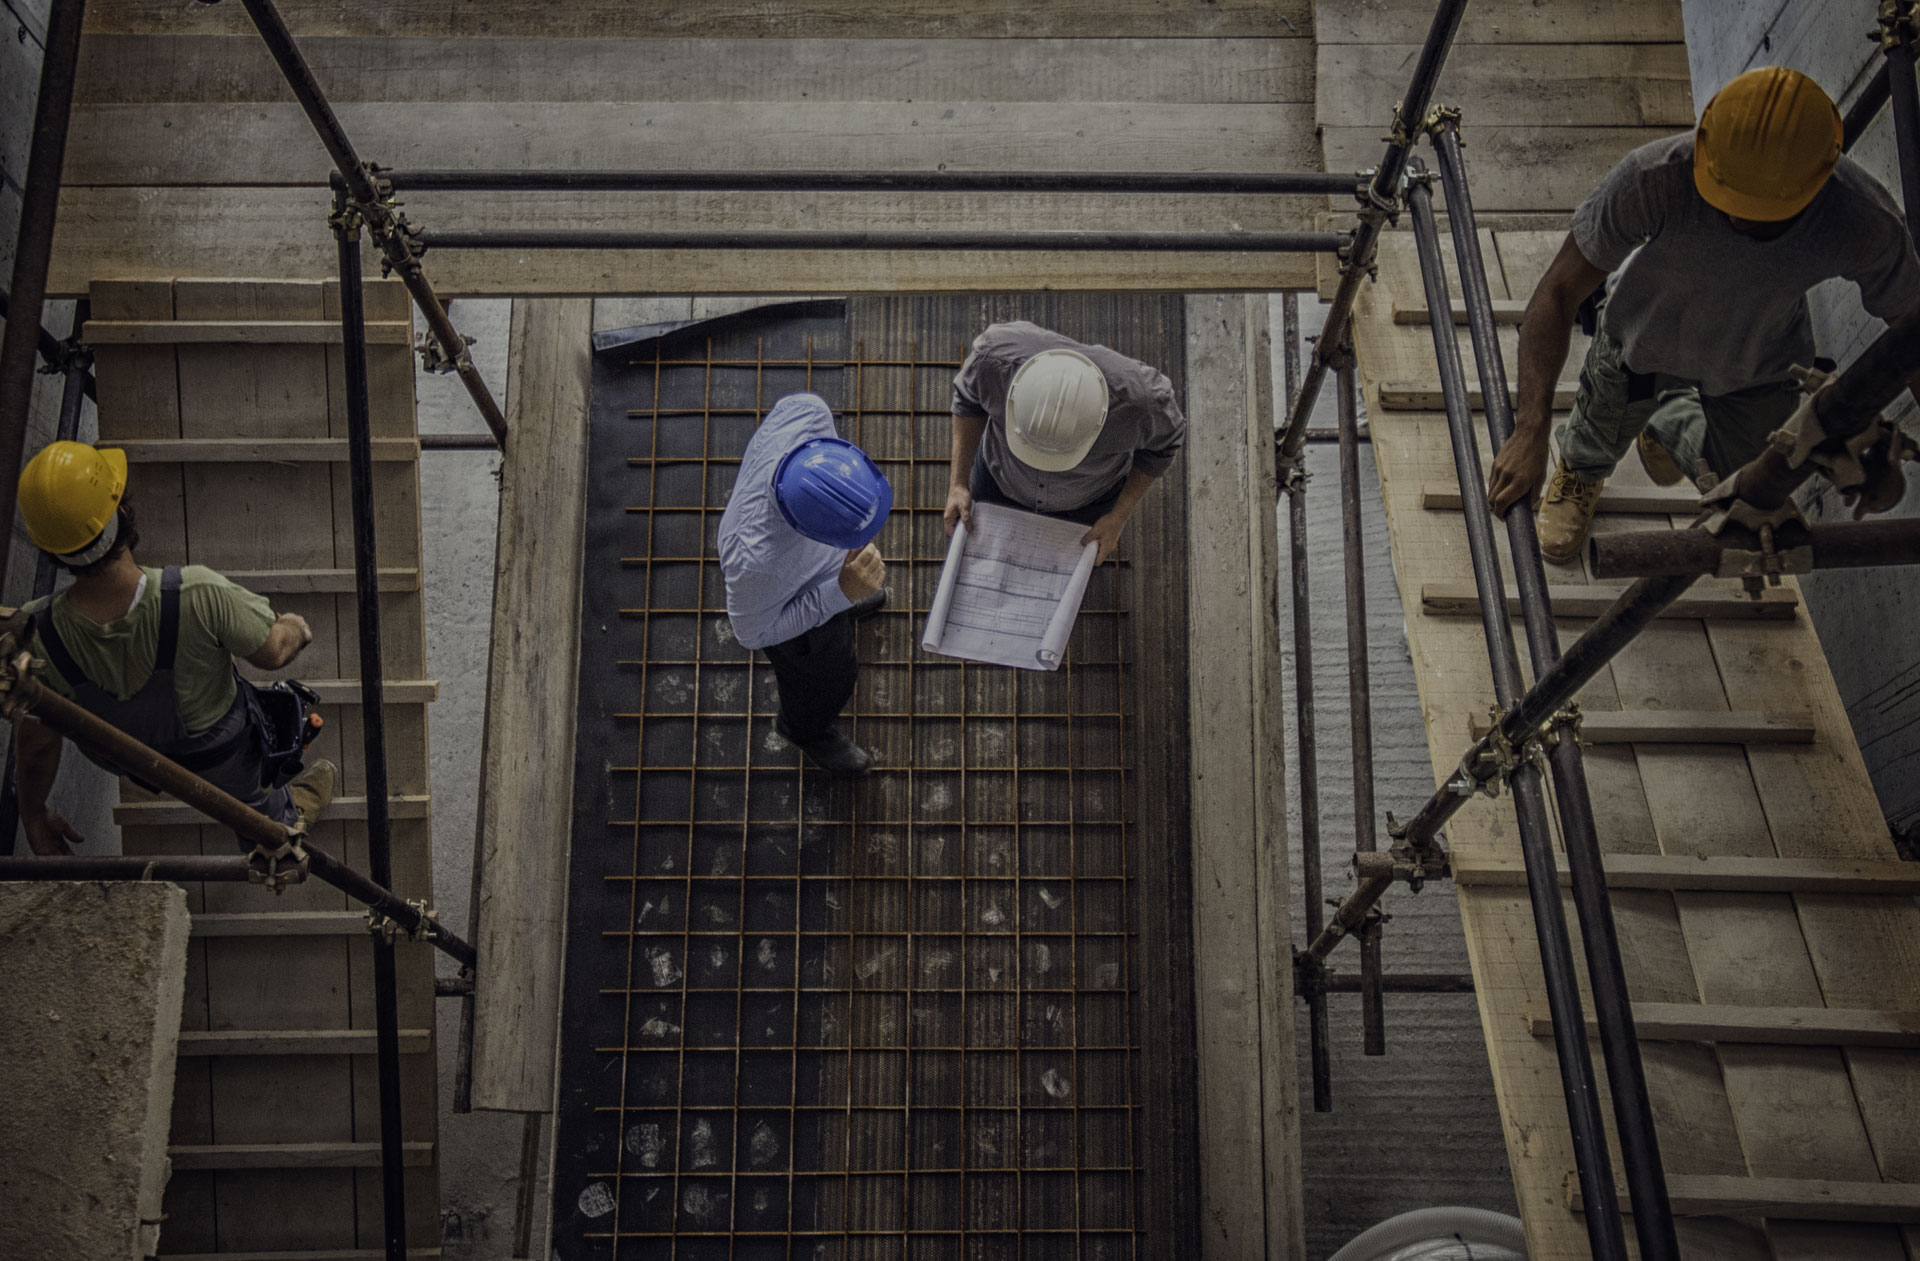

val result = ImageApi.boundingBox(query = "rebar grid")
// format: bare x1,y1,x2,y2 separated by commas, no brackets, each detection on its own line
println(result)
561,314,1142,1259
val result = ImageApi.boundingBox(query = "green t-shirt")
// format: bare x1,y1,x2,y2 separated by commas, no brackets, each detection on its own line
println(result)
25,565,277,735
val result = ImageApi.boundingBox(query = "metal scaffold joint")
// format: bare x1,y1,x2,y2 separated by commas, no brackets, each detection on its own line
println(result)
1876,0,1920,49
1421,104,1466,138
245,837,312,893
366,897,444,945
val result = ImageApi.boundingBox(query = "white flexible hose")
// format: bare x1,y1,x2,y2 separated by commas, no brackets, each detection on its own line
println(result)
1327,1207,1529,1261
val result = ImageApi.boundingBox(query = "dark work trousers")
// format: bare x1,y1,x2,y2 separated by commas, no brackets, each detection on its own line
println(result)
761,610,859,743
968,449,1124,527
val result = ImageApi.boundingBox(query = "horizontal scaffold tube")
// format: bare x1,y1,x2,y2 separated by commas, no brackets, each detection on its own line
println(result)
418,229,1351,253
1589,516,1920,578
379,169,1364,195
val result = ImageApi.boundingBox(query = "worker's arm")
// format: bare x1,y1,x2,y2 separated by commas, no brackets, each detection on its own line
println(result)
1080,467,1156,565
944,411,988,537
1487,232,1611,515
244,612,313,670
16,716,82,856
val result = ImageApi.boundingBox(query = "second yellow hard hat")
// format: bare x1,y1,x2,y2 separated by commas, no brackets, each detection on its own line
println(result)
19,441,128,558
1694,66,1843,222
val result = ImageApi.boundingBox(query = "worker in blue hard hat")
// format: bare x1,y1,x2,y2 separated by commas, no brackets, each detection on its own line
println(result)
718,393,892,776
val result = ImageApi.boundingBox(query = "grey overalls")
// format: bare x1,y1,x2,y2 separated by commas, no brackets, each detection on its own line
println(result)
34,566,296,846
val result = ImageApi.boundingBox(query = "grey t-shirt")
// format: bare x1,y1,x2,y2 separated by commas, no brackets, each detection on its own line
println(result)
1572,133,1920,396
952,322,1186,513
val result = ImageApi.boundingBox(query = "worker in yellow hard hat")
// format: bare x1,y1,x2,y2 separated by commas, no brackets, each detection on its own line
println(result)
1486,66,1920,562
11,441,336,856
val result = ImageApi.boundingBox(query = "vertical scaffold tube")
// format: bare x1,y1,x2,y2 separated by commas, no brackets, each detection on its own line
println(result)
1405,171,1628,1259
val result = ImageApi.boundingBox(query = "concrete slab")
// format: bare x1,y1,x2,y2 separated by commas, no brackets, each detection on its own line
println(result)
0,880,190,1260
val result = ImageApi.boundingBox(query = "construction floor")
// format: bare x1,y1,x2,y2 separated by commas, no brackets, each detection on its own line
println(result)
549,296,1195,1258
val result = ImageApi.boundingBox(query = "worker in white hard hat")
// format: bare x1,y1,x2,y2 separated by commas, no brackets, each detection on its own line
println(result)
10,441,337,855
944,322,1186,564
1488,65,1920,563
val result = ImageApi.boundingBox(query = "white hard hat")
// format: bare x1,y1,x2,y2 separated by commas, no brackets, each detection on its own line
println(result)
1005,348,1110,472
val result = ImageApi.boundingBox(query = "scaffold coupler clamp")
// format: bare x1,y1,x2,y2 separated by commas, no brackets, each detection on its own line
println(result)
1383,813,1451,892
1876,0,1920,49
1293,947,1329,999
1451,708,1521,799
367,897,442,945
1420,104,1465,139
247,834,310,894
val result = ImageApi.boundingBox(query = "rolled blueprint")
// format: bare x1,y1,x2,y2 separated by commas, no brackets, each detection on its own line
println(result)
920,520,970,654
1035,541,1100,668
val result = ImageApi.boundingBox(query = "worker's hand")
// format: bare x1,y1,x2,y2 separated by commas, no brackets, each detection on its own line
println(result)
279,612,313,647
839,544,886,602
943,485,973,538
22,809,82,857
1081,512,1127,566
1487,430,1551,516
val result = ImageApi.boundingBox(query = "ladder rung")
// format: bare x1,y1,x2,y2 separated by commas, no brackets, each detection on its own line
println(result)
1422,483,1697,515
1419,581,1797,621
296,679,439,705
1392,298,1528,326
223,568,420,594
1529,1002,1920,1048
115,793,431,827
1454,853,1920,896
177,1029,431,1056
118,437,418,463
167,1141,434,1170
191,911,365,937
1569,1173,1920,1222
1469,709,1814,745
83,319,413,346
1379,380,1576,411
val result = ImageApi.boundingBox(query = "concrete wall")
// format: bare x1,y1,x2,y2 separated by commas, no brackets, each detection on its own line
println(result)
0,880,190,1260
1684,0,1920,835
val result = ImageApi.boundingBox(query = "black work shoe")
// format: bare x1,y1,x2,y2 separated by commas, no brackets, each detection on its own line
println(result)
850,587,889,621
774,717,875,777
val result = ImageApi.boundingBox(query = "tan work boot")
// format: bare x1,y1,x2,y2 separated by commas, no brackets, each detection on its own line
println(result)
1636,430,1684,487
1537,460,1603,565
288,758,338,831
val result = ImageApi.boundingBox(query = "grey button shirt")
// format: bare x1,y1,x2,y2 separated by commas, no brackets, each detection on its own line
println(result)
1573,133,1920,397
951,322,1186,514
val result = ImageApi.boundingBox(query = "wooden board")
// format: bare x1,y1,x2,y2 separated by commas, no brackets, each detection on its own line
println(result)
1453,853,1920,896
64,102,1321,185
48,188,1324,296
1184,293,1303,1257
1422,483,1696,513
469,299,593,1113
1419,581,1799,620
1313,0,1684,44
1532,1003,1920,1049
1317,43,1693,128
83,0,1316,38
1322,125,1670,212
77,35,1316,105
1569,1175,1920,1223
83,319,412,344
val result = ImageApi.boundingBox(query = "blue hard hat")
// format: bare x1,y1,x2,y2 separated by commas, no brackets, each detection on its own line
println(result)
773,436,893,548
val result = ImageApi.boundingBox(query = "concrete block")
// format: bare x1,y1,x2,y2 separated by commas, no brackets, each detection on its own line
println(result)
0,881,190,1261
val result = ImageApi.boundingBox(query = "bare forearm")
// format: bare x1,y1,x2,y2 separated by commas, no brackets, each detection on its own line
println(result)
246,613,312,670
1514,292,1579,442
949,414,987,489
16,719,60,818
1107,467,1156,520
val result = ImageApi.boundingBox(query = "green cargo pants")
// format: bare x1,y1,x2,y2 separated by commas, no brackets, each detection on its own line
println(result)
1555,304,1802,486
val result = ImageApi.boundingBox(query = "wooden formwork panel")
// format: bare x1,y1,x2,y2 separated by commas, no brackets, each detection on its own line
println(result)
90,277,439,1254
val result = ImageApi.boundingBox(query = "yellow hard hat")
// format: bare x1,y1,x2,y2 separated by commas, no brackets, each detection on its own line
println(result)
18,441,128,561
1694,66,1842,221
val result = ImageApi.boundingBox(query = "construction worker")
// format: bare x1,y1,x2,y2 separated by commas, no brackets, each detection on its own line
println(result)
943,322,1186,562
12,442,335,855
1486,66,1920,561
719,393,891,777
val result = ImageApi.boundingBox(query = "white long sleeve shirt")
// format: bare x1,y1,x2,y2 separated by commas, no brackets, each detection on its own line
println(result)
717,393,854,650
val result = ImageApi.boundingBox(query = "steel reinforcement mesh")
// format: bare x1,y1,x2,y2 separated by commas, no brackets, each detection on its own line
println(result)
554,299,1154,1260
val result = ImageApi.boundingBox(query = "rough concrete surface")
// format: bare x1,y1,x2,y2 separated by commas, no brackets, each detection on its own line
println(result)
1272,296,1517,1258
0,880,190,1260
1684,0,1920,833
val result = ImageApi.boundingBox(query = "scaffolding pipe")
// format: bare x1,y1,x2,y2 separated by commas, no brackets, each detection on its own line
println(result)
237,0,507,449
1590,516,1920,577
0,853,267,881
1884,3,1920,249
418,228,1350,253
1281,293,1333,1111
0,676,477,966
1325,972,1475,994
335,210,410,1261
382,168,1364,195
1276,0,1469,465
1333,349,1386,1057
0,287,95,402
1430,123,1679,1261
1406,172,1628,1258
0,0,87,601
